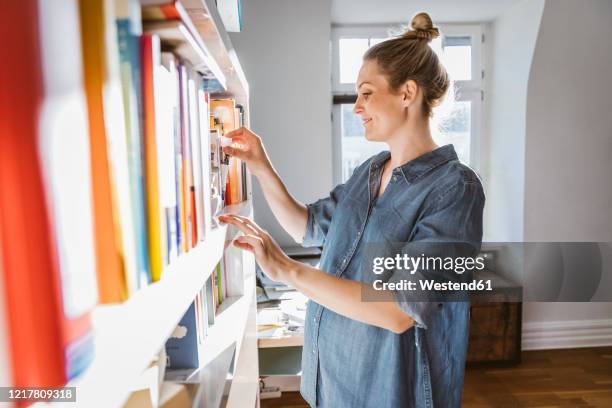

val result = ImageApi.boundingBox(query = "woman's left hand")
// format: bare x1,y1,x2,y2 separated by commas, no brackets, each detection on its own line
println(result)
218,214,295,282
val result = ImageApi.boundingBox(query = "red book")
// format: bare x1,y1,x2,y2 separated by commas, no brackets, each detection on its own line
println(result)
0,0,97,391
141,0,186,21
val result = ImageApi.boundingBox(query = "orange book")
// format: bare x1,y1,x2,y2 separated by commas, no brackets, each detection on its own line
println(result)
178,64,197,248
141,34,166,281
176,64,189,253
0,0,96,390
80,0,128,302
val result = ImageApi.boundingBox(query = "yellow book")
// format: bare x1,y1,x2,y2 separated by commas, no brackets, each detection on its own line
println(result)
141,34,166,281
80,0,137,301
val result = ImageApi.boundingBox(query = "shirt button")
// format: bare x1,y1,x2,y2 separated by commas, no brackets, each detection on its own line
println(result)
357,231,361,237
392,175,398,182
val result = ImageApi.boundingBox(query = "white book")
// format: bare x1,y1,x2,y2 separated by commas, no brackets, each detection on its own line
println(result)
156,55,179,265
38,0,98,317
187,68,206,242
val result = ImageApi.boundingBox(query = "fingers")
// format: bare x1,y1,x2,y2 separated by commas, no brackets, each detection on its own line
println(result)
225,214,265,235
234,234,263,251
218,214,260,236
222,146,243,158
224,127,246,139
224,127,252,145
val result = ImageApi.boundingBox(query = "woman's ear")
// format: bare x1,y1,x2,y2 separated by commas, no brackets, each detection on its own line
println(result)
401,80,419,108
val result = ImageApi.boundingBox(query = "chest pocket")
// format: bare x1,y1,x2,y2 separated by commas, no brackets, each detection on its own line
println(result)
367,206,413,244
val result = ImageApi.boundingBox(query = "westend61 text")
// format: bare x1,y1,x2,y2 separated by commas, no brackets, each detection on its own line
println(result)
373,279,493,292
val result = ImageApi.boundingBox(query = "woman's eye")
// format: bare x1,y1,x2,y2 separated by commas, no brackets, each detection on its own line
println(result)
362,93,371,100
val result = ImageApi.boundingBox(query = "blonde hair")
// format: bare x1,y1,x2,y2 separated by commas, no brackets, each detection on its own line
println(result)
363,12,450,117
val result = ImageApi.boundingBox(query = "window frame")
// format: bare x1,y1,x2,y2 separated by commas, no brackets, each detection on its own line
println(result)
331,23,485,184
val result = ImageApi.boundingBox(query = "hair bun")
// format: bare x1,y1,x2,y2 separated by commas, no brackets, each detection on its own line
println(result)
403,12,440,42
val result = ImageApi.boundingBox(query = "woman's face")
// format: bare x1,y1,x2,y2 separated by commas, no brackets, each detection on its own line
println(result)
353,59,410,142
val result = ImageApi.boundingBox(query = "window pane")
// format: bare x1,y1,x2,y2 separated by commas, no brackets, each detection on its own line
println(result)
339,39,369,83
434,100,471,163
442,45,472,81
438,36,472,81
340,104,386,181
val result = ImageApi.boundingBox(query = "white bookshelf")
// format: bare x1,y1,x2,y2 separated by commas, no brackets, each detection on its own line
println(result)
62,1,257,407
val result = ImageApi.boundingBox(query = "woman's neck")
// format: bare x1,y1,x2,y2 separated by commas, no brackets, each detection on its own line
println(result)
386,118,438,168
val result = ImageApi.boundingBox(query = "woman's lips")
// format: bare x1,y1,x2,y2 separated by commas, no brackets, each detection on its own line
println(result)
363,118,372,125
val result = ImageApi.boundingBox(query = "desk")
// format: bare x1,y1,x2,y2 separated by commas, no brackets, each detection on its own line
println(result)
257,290,306,348
257,290,306,394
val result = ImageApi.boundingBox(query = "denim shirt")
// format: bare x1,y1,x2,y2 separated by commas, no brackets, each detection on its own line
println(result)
300,145,485,408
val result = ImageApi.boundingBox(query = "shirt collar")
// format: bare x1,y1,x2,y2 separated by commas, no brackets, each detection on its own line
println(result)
370,144,458,183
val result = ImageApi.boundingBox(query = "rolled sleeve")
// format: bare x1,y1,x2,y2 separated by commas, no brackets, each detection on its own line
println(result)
301,182,348,247
390,181,485,329
302,202,326,247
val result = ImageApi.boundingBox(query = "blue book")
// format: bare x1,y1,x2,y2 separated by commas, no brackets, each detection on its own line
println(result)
116,5,151,288
165,302,201,369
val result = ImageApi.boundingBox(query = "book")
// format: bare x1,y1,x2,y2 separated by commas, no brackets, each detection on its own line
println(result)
100,0,141,298
165,302,200,369
217,0,243,33
178,64,197,249
141,34,167,281
187,69,206,243
0,0,96,387
159,53,180,264
211,98,243,205
116,0,152,287
198,90,214,235
141,0,185,20
205,276,216,326
80,0,132,302
160,53,186,256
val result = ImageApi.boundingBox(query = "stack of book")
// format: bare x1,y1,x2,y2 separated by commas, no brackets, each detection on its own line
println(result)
0,0,248,392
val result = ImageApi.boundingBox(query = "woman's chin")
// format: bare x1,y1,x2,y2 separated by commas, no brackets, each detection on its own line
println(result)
364,131,383,142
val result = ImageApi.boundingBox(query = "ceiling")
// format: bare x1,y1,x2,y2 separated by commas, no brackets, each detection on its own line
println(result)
331,0,523,25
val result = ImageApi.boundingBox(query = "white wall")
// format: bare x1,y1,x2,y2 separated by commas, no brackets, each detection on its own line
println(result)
485,0,612,348
521,0,612,336
229,0,333,247
483,0,545,242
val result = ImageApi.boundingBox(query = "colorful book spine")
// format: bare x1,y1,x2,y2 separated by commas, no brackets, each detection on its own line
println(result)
205,276,216,326
80,0,131,303
116,0,151,287
159,53,180,264
187,70,206,243
199,91,213,235
161,54,185,256
100,0,140,299
141,34,167,281
0,0,97,388
177,64,194,251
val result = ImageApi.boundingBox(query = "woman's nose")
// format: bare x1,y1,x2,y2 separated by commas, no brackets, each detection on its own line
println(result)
353,100,362,115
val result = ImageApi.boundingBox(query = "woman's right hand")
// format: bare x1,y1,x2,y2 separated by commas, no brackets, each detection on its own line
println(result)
222,127,272,178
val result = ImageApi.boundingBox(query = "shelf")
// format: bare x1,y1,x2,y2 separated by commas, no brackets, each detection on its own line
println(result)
63,201,252,408
181,0,250,104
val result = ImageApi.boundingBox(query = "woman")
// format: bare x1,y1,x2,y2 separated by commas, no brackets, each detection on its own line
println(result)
219,12,485,408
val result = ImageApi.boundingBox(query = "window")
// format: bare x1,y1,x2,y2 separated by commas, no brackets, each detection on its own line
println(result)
331,25,484,184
